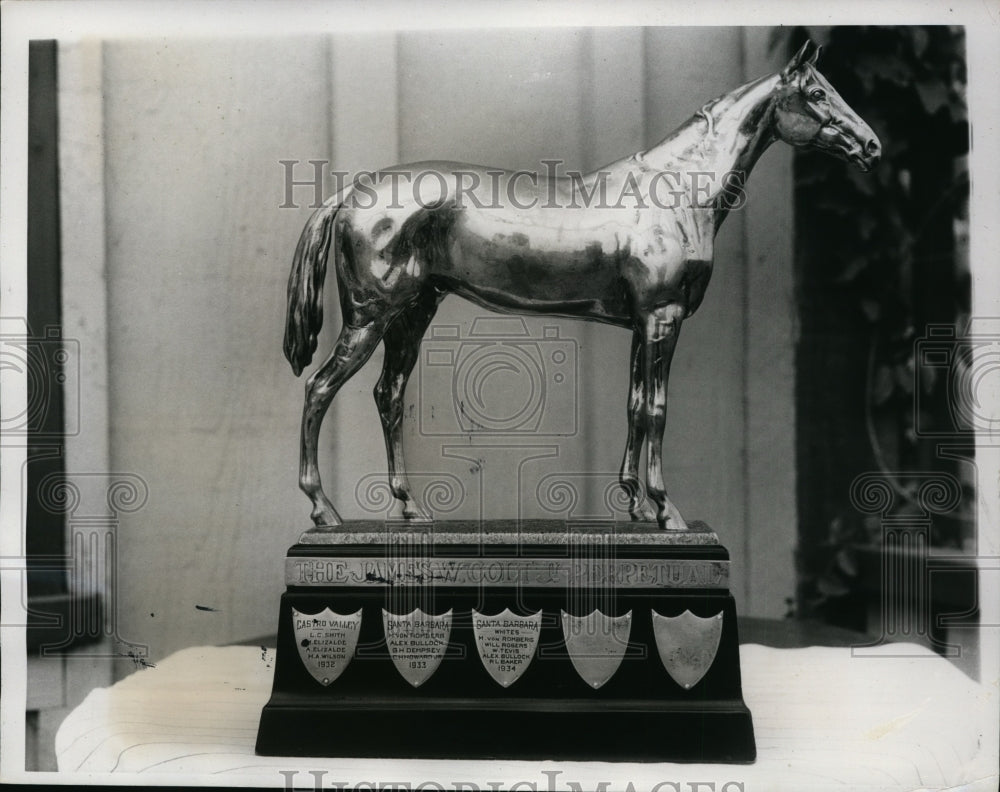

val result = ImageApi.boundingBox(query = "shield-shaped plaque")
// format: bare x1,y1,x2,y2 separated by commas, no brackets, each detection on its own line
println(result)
291,607,362,686
652,609,724,689
560,609,632,689
382,608,453,687
472,608,542,687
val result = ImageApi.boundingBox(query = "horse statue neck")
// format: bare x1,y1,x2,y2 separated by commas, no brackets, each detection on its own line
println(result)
623,73,782,228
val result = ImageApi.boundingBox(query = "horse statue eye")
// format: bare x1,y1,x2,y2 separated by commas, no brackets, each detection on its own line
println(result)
809,88,826,101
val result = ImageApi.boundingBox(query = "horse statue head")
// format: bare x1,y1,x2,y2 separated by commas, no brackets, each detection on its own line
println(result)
773,40,881,172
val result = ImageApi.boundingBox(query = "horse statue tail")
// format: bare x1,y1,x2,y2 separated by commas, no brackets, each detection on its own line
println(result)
283,193,343,376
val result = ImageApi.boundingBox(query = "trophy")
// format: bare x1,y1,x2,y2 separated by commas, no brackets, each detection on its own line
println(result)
256,41,879,761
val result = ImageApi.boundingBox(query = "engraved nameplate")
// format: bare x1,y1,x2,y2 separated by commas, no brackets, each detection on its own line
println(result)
291,607,362,686
472,608,542,687
561,609,632,689
382,608,452,687
652,609,724,689
287,557,728,589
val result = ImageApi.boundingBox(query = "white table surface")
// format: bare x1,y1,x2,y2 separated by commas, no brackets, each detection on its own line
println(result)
55,642,998,791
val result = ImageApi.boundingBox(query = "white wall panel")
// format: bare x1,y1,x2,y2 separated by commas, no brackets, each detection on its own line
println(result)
104,36,332,669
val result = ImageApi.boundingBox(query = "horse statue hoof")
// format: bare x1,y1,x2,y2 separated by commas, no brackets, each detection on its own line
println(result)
630,502,659,523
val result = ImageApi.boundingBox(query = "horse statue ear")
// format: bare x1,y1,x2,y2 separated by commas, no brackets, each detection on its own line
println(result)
807,44,822,66
781,40,813,81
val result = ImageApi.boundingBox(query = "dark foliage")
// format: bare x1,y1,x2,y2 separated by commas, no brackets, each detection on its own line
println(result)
777,26,971,625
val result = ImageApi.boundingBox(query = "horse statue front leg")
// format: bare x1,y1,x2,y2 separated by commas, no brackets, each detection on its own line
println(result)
640,303,688,531
619,331,658,522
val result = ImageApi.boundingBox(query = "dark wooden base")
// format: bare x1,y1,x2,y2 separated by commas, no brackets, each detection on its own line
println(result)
257,698,755,762
255,522,756,762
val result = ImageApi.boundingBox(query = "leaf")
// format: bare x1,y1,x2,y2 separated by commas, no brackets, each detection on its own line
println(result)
886,137,911,158
861,299,881,322
836,256,869,284
859,53,912,87
836,548,859,577
858,214,878,241
894,361,915,395
897,169,911,194
847,167,877,196
797,164,835,187
919,360,938,394
815,194,856,216
817,575,850,597
915,79,950,115
873,364,895,404
856,67,875,94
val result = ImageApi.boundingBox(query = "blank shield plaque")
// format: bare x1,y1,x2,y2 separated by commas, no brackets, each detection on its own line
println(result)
652,609,723,689
291,607,362,686
561,609,632,689
472,608,542,687
383,608,453,687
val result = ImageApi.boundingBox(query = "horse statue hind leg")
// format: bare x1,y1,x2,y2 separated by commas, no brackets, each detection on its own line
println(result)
619,332,658,523
284,197,435,528
297,321,383,527
372,285,442,522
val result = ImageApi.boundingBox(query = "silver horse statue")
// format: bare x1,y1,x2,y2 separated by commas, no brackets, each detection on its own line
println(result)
284,41,879,530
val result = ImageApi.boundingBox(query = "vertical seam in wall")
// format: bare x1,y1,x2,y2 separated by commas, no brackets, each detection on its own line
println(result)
739,28,753,611
325,35,334,176
325,33,340,488
100,41,114,476
393,31,402,163
578,29,596,493
60,655,68,708
94,40,115,637
96,41,111,521
579,29,595,170
641,27,650,147
638,30,647,149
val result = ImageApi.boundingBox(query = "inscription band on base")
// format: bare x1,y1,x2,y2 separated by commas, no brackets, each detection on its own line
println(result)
286,557,728,589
